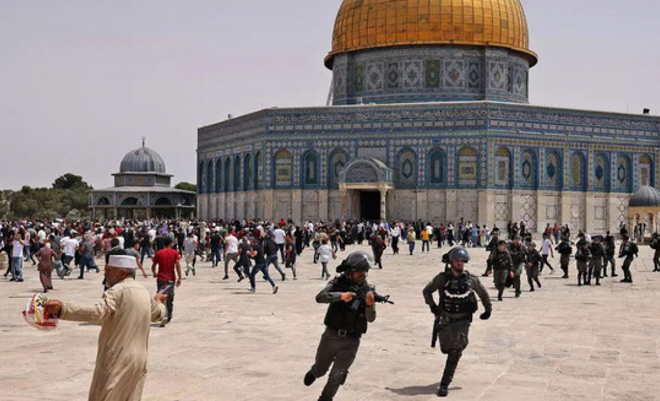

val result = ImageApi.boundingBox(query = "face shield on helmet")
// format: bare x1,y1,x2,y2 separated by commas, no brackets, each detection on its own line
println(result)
336,251,374,273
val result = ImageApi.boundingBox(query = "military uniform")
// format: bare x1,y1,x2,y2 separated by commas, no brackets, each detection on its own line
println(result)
589,240,605,285
556,240,573,278
650,235,660,272
525,247,542,291
575,241,591,286
603,234,617,277
423,270,492,395
508,242,527,297
489,247,513,301
305,261,376,401
618,239,638,283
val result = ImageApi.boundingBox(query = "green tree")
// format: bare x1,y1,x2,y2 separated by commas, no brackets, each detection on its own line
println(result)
52,173,92,190
175,182,197,192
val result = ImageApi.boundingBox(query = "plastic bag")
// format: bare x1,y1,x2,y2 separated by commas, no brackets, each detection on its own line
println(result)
22,293,58,331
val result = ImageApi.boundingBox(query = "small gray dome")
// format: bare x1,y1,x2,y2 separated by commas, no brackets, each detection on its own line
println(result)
629,186,660,208
119,146,166,174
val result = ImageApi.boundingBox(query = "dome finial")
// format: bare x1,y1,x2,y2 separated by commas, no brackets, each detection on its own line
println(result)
141,136,146,147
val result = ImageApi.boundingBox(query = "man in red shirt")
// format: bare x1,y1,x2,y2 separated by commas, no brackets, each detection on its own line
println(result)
152,238,182,328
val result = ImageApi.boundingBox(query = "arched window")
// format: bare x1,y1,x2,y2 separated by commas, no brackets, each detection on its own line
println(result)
233,156,241,191
428,148,445,185
546,151,562,189
303,152,319,186
640,154,653,187
397,149,416,189
594,154,609,191
274,150,292,188
155,197,173,206
224,157,231,192
97,197,110,206
244,154,252,191
520,150,537,188
121,197,140,206
255,151,263,189
458,147,478,187
215,159,222,194
494,147,511,187
328,150,348,189
197,162,204,194
615,155,632,192
206,160,214,194
570,152,586,190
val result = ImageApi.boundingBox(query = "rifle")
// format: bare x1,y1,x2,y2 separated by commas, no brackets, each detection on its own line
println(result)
350,288,394,311
431,314,440,348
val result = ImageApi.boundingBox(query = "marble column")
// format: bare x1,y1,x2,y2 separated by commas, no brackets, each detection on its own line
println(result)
380,188,388,221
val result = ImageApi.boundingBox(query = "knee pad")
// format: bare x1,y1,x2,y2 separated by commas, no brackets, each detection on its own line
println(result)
329,369,349,386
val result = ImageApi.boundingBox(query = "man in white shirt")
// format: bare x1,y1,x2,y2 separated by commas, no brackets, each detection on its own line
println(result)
273,227,286,263
540,233,555,274
223,232,240,281
60,231,80,275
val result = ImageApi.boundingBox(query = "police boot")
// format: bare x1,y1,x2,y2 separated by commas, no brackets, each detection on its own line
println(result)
304,370,316,386
437,384,449,397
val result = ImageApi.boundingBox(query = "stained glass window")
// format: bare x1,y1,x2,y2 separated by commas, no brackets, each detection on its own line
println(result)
640,154,652,187
616,156,631,191
458,147,478,187
398,150,417,188
274,150,292,188
255,152,262,189
206,161,213,194
244,154,252,191
594,154,608,191
215,159,222,193
429,148,444,184
304,152,319,185
224,157,231,192
521,151,536,188
233,156,241,191
494,147,510,187
329,150,348,189
546,152,560,189
570,153,585,190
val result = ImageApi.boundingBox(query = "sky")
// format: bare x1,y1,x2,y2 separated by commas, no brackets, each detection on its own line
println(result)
0,0,658,190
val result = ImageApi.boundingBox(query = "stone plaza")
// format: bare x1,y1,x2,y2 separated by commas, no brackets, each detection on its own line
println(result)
2,242,660,400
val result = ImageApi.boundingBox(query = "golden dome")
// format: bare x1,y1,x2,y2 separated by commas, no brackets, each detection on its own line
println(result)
326,0,538,68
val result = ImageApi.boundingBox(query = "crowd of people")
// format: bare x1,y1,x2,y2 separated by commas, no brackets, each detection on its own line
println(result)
0,217,648,294
2,215,655,400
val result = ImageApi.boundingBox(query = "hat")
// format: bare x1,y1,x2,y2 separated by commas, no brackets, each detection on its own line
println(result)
108,255,137,270
528,242,537,248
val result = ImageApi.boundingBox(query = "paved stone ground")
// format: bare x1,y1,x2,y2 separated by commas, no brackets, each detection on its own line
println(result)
1,241,660,401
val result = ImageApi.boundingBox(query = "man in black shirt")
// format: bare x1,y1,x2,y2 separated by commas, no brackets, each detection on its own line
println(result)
247,238,278,294
210,229,223,268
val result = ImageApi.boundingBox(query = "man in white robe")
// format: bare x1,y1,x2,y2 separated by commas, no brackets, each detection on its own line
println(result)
45,254,167,401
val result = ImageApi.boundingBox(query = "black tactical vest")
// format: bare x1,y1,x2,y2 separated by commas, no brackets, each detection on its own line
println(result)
441,273,478,315
323,276,369,334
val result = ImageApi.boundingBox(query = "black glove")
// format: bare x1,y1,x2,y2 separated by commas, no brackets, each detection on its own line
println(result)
430,305,440,315
479,310,491,320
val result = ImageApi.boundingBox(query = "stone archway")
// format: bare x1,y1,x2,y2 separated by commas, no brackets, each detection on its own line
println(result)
338,158,394,221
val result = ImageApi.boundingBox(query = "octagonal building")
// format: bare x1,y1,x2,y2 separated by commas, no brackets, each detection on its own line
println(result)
197,0,660,233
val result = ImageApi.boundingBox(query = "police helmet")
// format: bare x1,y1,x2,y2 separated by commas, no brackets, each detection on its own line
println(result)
447,247,470,262
336,251,374,273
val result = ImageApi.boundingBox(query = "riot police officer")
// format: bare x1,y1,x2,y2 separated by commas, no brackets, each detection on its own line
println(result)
304,251,377,401
490,240,513,301
508,236,528,298
650,233,660,272
618,234,638,283
423,247,492,397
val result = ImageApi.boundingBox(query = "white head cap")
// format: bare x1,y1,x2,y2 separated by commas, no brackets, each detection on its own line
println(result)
108,255,137,270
